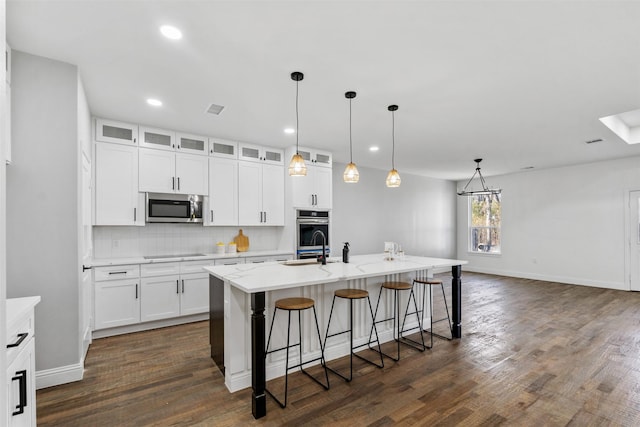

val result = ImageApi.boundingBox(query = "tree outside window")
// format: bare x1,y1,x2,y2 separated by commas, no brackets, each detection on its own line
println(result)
469,194,501,253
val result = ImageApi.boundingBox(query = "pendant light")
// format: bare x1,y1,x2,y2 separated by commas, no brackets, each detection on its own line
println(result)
386,105,401,187
288,71,307,176
343,91,359,183
457,159,501,196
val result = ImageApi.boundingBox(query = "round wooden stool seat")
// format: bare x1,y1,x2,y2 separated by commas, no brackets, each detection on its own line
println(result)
275,297,315,310
335,288,369,299
382,281,412,291
413,278,443,285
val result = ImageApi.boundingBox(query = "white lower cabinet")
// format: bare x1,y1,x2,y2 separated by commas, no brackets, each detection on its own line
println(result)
6,339,35,427
6,297,39,427
180,273,210,315
94,265,141,330
141,275,181,322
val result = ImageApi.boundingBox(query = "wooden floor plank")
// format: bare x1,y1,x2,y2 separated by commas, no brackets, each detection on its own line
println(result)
36,272,640,425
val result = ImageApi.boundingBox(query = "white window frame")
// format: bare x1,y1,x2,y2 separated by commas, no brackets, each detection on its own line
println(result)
468,194,501,255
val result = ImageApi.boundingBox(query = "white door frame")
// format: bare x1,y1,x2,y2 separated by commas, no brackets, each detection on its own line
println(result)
625,190,640,291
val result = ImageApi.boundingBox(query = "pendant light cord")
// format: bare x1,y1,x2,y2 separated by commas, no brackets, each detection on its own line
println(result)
349,98,353,163
295,80,299,154
391,110,395,169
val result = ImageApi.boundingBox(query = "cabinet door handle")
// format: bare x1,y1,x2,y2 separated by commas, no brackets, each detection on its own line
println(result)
135,284,138,299
177,177,180,191
264,212,267,223
172,177,175,190
176,280,180,294
82,265,92,272
182,279,185,293
134,207,137,222
133,137,137,144
210,210,214,223
6,332,28,349
11,370,27,416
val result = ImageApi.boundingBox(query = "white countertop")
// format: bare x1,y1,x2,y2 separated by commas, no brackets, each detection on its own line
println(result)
91,249,294,267
204,254,468,293
6,296,41,328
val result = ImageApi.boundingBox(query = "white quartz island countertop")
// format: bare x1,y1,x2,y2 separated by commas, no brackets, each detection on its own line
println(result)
203,254,468,293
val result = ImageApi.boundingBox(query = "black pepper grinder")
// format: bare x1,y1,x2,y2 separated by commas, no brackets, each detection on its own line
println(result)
342,242,350,263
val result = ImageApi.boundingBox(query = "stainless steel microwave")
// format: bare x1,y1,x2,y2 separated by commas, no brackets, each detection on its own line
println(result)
146,193,203,223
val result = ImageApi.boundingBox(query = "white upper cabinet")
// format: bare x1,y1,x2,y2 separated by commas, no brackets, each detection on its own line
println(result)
95,118,138,146
139,126,176,151
209,139,238,159
139,148,208,195
176,133,208,155
287,146,333,209
94,143,144,225
298,147,332,168
206,157,238,226
238,143,284,165
238,161,284,226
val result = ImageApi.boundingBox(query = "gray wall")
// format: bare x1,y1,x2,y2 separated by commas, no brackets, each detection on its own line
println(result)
456,157,640,290
7,51,80,371
1,0,8,407
332,162,457,258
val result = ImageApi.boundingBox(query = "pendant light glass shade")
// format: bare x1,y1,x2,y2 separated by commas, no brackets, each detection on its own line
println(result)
343,91,359,183
386,104,401,188
289,153,307,176
343,162,359,182
386,168,401,187
289,71,307,176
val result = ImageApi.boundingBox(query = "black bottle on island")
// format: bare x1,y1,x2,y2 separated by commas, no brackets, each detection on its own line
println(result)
342,242,350,263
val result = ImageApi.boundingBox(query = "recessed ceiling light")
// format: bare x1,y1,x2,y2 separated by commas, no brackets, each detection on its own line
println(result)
369,146,379,152
160,25,182,40
284,128,295,134
146,98,162,107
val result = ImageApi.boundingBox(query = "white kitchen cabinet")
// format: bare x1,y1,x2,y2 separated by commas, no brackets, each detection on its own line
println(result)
206,157,238,226
6,297,39,427
180,273,210,315
176,133,208,155
288,146,333,209
95,118,138,146
138,126,176,151
140,261,210,320
245,254,293,263
238,143,284,165
209,139,237,159
238,161,284,226
139,148,208,195
94,265,141,330
214,257,245,266
141,275,182,322
94,142,144,225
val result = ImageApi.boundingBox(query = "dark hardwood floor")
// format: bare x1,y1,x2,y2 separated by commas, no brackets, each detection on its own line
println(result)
36,272,640,426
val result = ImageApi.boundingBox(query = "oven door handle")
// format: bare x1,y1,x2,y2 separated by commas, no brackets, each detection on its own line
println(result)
297,219,329,224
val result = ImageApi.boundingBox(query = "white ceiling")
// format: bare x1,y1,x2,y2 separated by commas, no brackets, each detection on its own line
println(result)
7,0,640,180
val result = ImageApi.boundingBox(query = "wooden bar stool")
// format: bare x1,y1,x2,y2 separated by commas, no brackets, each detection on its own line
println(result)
404,277,452,349
265,297,330,408
371,281,426,361
323,288,384,382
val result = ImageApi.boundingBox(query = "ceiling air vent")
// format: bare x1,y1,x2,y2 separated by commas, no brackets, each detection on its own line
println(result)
206,103,225,115
585,138,604,144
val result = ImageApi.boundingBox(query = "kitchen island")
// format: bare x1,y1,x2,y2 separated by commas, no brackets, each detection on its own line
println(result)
204,253,467,419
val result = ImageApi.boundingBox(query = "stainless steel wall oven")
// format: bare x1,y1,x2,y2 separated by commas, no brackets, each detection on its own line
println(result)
296,210,330,259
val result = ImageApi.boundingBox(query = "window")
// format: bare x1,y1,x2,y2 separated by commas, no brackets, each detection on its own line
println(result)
469,194,501,254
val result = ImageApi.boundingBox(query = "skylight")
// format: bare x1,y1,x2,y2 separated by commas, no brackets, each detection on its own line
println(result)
599,108,640,144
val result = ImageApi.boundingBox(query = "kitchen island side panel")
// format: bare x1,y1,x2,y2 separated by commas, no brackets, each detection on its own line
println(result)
209,275,224,373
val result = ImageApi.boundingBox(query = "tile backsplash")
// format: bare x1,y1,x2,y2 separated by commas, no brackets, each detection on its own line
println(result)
93,224,285,259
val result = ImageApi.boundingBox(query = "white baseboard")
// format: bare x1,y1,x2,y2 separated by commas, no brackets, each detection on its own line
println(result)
463,266,628,291
36,363,84,390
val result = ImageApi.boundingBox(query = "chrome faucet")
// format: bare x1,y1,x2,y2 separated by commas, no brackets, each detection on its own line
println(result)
311,230,327,265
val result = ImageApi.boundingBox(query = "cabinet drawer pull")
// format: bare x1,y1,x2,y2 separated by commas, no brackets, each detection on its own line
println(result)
11,370,28,416
108,271,127,275
6,332,28,349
